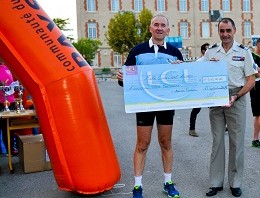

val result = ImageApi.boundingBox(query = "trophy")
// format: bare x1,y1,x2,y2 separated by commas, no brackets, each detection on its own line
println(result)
14,85,25,113
0,85,11,113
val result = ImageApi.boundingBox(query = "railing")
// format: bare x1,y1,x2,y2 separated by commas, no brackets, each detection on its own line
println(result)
93,67,121,82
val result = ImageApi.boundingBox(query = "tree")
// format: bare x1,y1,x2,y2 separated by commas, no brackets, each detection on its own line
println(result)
72,38,102,65
53,18,70,30
106,11,137,55
106,9,153,55
137,9,153,43
53,18,102,65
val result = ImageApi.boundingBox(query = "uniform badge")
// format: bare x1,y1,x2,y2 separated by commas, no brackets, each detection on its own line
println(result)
232,56,245,61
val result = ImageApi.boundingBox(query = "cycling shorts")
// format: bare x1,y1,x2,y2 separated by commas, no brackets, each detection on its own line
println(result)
136,110,175,126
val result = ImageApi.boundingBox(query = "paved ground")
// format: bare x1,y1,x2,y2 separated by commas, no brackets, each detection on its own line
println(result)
0,80,259,198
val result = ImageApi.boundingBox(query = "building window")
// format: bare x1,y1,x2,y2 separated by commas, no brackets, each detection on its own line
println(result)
201,0,209,12
87,0,96,11
179,0,187,12
134,0,143,12
157,0,165,11
202,22,210,38
244,21,251,38
222,0,230,11
88,22,97,39
243,0,250,12
111,0,120,12
180,22,188,38
113,52,122,67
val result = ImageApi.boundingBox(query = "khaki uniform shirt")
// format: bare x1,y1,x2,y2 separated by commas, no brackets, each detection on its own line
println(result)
204,41,257,89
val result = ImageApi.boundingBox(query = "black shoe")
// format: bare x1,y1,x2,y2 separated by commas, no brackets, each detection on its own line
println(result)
230,187,242,197
206,187,223,197
252,140,260,148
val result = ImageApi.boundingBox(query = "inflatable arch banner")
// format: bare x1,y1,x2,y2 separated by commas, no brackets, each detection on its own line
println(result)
0,0,121,194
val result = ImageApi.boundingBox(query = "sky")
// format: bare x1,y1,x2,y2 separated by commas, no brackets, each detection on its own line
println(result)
36,0,78,40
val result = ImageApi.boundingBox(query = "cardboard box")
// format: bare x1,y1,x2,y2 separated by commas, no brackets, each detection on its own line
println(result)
18,134,52,173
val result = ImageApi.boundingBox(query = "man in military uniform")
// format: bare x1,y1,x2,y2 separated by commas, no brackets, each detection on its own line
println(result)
203,18,257,197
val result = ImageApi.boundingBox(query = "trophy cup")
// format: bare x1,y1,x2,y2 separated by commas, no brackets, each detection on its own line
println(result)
14,85,25,113
0,85,11,113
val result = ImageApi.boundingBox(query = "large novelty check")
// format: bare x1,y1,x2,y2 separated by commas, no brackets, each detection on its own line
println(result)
123,61,229,113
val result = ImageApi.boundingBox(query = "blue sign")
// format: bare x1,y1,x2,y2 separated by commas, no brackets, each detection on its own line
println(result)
165,36,182,48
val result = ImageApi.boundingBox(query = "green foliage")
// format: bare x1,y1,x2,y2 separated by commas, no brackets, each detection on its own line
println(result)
106,9,153,55
101,67,111,73
72,38,102,65
106,11,137,54
53,18,70,30
137,9,153,43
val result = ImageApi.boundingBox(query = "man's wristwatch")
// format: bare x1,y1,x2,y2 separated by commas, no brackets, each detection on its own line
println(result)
234,93,240,101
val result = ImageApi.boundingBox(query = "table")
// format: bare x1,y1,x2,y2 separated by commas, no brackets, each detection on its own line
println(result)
0,110,39,173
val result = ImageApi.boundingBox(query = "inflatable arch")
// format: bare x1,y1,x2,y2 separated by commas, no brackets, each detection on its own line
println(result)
0,0,121,194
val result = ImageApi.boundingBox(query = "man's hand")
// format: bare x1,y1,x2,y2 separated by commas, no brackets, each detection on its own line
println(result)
116,70,123,81
223,95,237,108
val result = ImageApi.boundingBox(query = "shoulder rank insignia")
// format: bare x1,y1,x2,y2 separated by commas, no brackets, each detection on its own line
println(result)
209,43,218,49
238,44,249,50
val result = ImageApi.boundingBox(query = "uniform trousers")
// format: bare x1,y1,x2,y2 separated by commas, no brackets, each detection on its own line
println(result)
209,87,246,188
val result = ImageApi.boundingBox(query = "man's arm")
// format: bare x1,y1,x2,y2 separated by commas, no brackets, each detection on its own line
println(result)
116,70,123,87
232,75,255,101
256,67,260,78
224,75,255,108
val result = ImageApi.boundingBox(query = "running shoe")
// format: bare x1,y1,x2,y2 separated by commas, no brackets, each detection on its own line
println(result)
133,185,143,198
163,181,180,198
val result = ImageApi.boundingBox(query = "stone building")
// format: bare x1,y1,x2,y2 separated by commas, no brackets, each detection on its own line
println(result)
76,0,260,67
